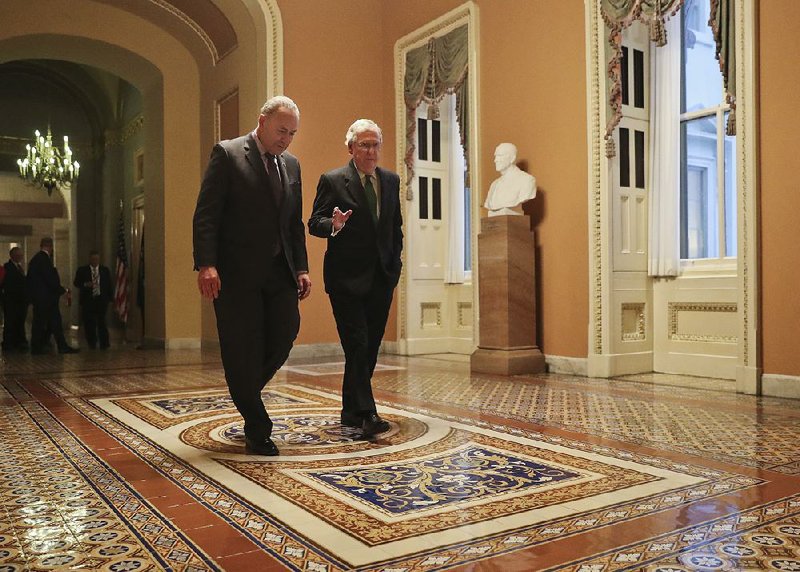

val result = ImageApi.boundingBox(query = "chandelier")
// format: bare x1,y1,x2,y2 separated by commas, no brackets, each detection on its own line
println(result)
16,127,80,196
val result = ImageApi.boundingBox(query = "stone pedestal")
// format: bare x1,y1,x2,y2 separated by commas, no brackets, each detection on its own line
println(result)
471,215,546,375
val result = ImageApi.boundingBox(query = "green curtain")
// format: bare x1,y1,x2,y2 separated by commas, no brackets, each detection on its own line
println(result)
601,0,736,156
710,0,736,135
404,25,469,195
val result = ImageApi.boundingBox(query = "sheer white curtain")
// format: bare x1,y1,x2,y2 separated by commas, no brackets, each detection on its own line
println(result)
648,14,681,277
445,95,467,284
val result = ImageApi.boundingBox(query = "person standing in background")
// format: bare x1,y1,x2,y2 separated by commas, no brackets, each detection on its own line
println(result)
1,247,29,352
27,237,78,354
73,250,113,349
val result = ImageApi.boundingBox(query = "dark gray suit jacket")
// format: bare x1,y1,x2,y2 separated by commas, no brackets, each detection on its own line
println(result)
308,160,403,296
193,133,308,287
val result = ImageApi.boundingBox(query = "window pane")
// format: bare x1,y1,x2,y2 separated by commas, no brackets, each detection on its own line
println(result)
681,116,719,259
621,46,629,106
635,129,645,189
432,178,442,220
417,118,428,160
633,49,645,109
431,120,441,162
682,0,723,113
619,127,630,187
724,112,737,257
419,176,429,219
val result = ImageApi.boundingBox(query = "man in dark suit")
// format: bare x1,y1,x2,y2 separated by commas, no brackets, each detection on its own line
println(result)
1,246,29,352
27,237,78,354
193,95,311,456
308,119,403,437
73,250,113,349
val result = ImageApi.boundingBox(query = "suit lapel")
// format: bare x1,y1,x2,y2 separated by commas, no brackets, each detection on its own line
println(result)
243,134,270,190
345,160,369,212
277,155,291,211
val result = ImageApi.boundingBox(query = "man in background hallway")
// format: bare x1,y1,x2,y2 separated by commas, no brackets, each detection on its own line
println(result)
308,119,403,437
73,250,113,349
27,237,78,354
1,246,28,352
193,95,311,456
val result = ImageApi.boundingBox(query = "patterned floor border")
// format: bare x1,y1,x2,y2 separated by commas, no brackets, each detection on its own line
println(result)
1,391,218,571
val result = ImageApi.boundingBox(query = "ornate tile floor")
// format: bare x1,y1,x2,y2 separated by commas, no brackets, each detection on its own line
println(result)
1,348,799,570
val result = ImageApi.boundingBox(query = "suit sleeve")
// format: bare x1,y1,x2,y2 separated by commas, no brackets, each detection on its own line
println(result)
393,175,404,267
307,173,335,238
192,144,229,269
289,161,309,274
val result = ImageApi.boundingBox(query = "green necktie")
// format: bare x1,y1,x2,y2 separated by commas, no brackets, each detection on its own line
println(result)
364,173,378,224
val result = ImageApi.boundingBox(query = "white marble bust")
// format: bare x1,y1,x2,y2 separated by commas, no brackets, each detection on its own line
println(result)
484,143,536,217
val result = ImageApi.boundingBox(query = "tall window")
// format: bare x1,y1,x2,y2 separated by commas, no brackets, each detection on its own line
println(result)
680,0,736,260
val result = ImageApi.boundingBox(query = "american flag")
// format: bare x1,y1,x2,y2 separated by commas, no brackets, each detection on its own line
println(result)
114,207,129,323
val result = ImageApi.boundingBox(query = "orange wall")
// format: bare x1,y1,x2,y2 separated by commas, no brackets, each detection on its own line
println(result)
382,0,589,357
279,0,589,355
278,0,390,344
759,0,800,376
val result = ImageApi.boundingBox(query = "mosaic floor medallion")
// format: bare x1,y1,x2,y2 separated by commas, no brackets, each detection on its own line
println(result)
81,383,755,569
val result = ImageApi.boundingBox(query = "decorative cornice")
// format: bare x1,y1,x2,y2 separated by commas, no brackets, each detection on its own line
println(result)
146,0,236,64
105,114,144,148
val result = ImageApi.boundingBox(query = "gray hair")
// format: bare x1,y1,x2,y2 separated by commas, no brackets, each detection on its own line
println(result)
345,119,382,147
260,95,300,118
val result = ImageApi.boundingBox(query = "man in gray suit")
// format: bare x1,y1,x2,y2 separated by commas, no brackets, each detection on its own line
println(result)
193,95,311,456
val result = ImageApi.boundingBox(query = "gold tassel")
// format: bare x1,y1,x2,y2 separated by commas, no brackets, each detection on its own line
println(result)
427,101,440,119
605,137,616,158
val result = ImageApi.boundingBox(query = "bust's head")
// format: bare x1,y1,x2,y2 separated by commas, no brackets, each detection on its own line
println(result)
493,143,517,173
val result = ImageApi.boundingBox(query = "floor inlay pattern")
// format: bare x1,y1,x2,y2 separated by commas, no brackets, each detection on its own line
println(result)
2,350,799,571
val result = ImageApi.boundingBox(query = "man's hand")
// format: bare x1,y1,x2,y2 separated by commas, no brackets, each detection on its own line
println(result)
197,266,221,300
332,206,353,231
297,272,312,301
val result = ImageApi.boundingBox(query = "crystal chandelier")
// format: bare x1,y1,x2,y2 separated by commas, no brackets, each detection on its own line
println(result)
17,127,80,196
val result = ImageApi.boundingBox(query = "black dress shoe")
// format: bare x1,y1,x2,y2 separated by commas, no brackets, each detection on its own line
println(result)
362,413,390,437
244,436,279,456
58,346,80,354
340,413,363,428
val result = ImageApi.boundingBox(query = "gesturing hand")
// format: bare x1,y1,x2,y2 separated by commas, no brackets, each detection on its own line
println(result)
332,206,353,231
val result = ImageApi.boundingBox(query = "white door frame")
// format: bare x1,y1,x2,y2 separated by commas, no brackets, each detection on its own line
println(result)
583,0,760,392
393,2,481,355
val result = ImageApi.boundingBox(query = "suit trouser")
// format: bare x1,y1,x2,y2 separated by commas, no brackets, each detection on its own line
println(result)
81,299,109,348
2,300,28,349
213,256,299,440
31,299,68,351
329,271,394,418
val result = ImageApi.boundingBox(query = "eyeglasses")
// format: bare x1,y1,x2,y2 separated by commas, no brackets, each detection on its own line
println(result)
356,141,381,151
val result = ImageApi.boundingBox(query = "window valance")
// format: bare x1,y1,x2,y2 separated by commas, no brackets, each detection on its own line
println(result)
404,24,469,193
601,0,735,157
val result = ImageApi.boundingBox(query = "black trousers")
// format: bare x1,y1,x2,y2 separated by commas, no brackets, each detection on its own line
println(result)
213,256,300,440
81,298,109,348
329,271,394,419
1,300,28,349
30,299,68,352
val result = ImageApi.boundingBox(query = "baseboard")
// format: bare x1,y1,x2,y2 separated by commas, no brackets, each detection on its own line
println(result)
587,352,653,378
761,373,800,400
544,355,588,376
381,340,399,355
165,338,202,349
288,343,343,360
